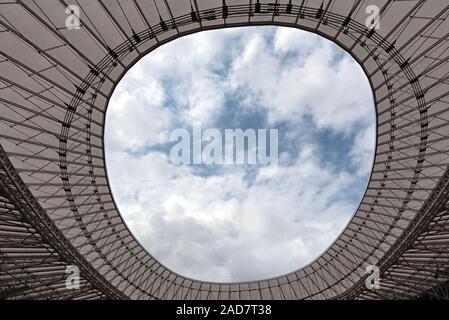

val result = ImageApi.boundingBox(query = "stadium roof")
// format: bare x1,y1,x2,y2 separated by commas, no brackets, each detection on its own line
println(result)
1,0,449,299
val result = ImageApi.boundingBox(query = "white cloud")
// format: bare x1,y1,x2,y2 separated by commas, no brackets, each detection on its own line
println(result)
351,123,376,177
106,77,171,151
227,27,374,134
105,26,375,282
109,146,358,281
273,27,322,54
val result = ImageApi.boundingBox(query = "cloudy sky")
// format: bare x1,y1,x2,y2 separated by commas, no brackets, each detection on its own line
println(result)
104,26,375,282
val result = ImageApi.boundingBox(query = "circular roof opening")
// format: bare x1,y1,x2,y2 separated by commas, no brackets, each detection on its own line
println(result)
104,26,375,282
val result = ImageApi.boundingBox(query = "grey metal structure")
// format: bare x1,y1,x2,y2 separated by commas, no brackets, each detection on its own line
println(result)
0,0,449,300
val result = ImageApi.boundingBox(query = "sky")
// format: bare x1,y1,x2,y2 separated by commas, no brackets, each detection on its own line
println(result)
104,26,376,282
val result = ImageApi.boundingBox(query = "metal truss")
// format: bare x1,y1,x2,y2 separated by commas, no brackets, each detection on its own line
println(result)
0,0,449,299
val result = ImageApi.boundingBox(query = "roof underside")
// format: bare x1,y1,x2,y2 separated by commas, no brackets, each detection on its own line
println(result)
1,0,449,299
